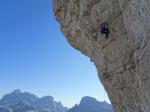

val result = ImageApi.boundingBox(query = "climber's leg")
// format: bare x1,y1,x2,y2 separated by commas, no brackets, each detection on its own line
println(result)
105,29,109,39
106,33,109,39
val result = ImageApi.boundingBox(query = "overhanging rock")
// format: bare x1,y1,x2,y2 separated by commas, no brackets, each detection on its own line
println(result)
53,0,150,112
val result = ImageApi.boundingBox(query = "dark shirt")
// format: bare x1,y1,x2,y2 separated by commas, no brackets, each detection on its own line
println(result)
100,22,109,30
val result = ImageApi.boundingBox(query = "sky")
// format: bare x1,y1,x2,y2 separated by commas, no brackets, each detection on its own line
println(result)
0,0,110,107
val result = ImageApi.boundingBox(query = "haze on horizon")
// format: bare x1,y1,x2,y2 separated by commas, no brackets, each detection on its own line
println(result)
0,0,110,107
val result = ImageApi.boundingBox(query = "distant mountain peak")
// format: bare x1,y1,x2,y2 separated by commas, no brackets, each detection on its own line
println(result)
81,96,97,100
80,96,98,104
0,89,67,112
67,96,112,112
11,89,21,94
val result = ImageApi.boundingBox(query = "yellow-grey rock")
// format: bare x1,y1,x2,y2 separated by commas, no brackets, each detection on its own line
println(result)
53,0,150,112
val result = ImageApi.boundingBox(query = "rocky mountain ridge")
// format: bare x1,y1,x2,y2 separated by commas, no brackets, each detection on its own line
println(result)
0,89,67,112
67,96,112,112
0,90,111,112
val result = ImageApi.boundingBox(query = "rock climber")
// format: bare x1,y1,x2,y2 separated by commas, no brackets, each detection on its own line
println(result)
100,22,110,39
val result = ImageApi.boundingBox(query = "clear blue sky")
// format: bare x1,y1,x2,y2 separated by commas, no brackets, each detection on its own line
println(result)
0,0,109,107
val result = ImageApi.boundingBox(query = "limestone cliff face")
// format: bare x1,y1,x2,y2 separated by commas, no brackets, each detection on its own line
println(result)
53,0,150,112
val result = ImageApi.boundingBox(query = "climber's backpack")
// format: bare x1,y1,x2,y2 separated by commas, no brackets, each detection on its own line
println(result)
100,22,110,39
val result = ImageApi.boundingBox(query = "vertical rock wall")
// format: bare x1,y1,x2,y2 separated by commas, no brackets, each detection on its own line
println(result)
53,0,150,112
